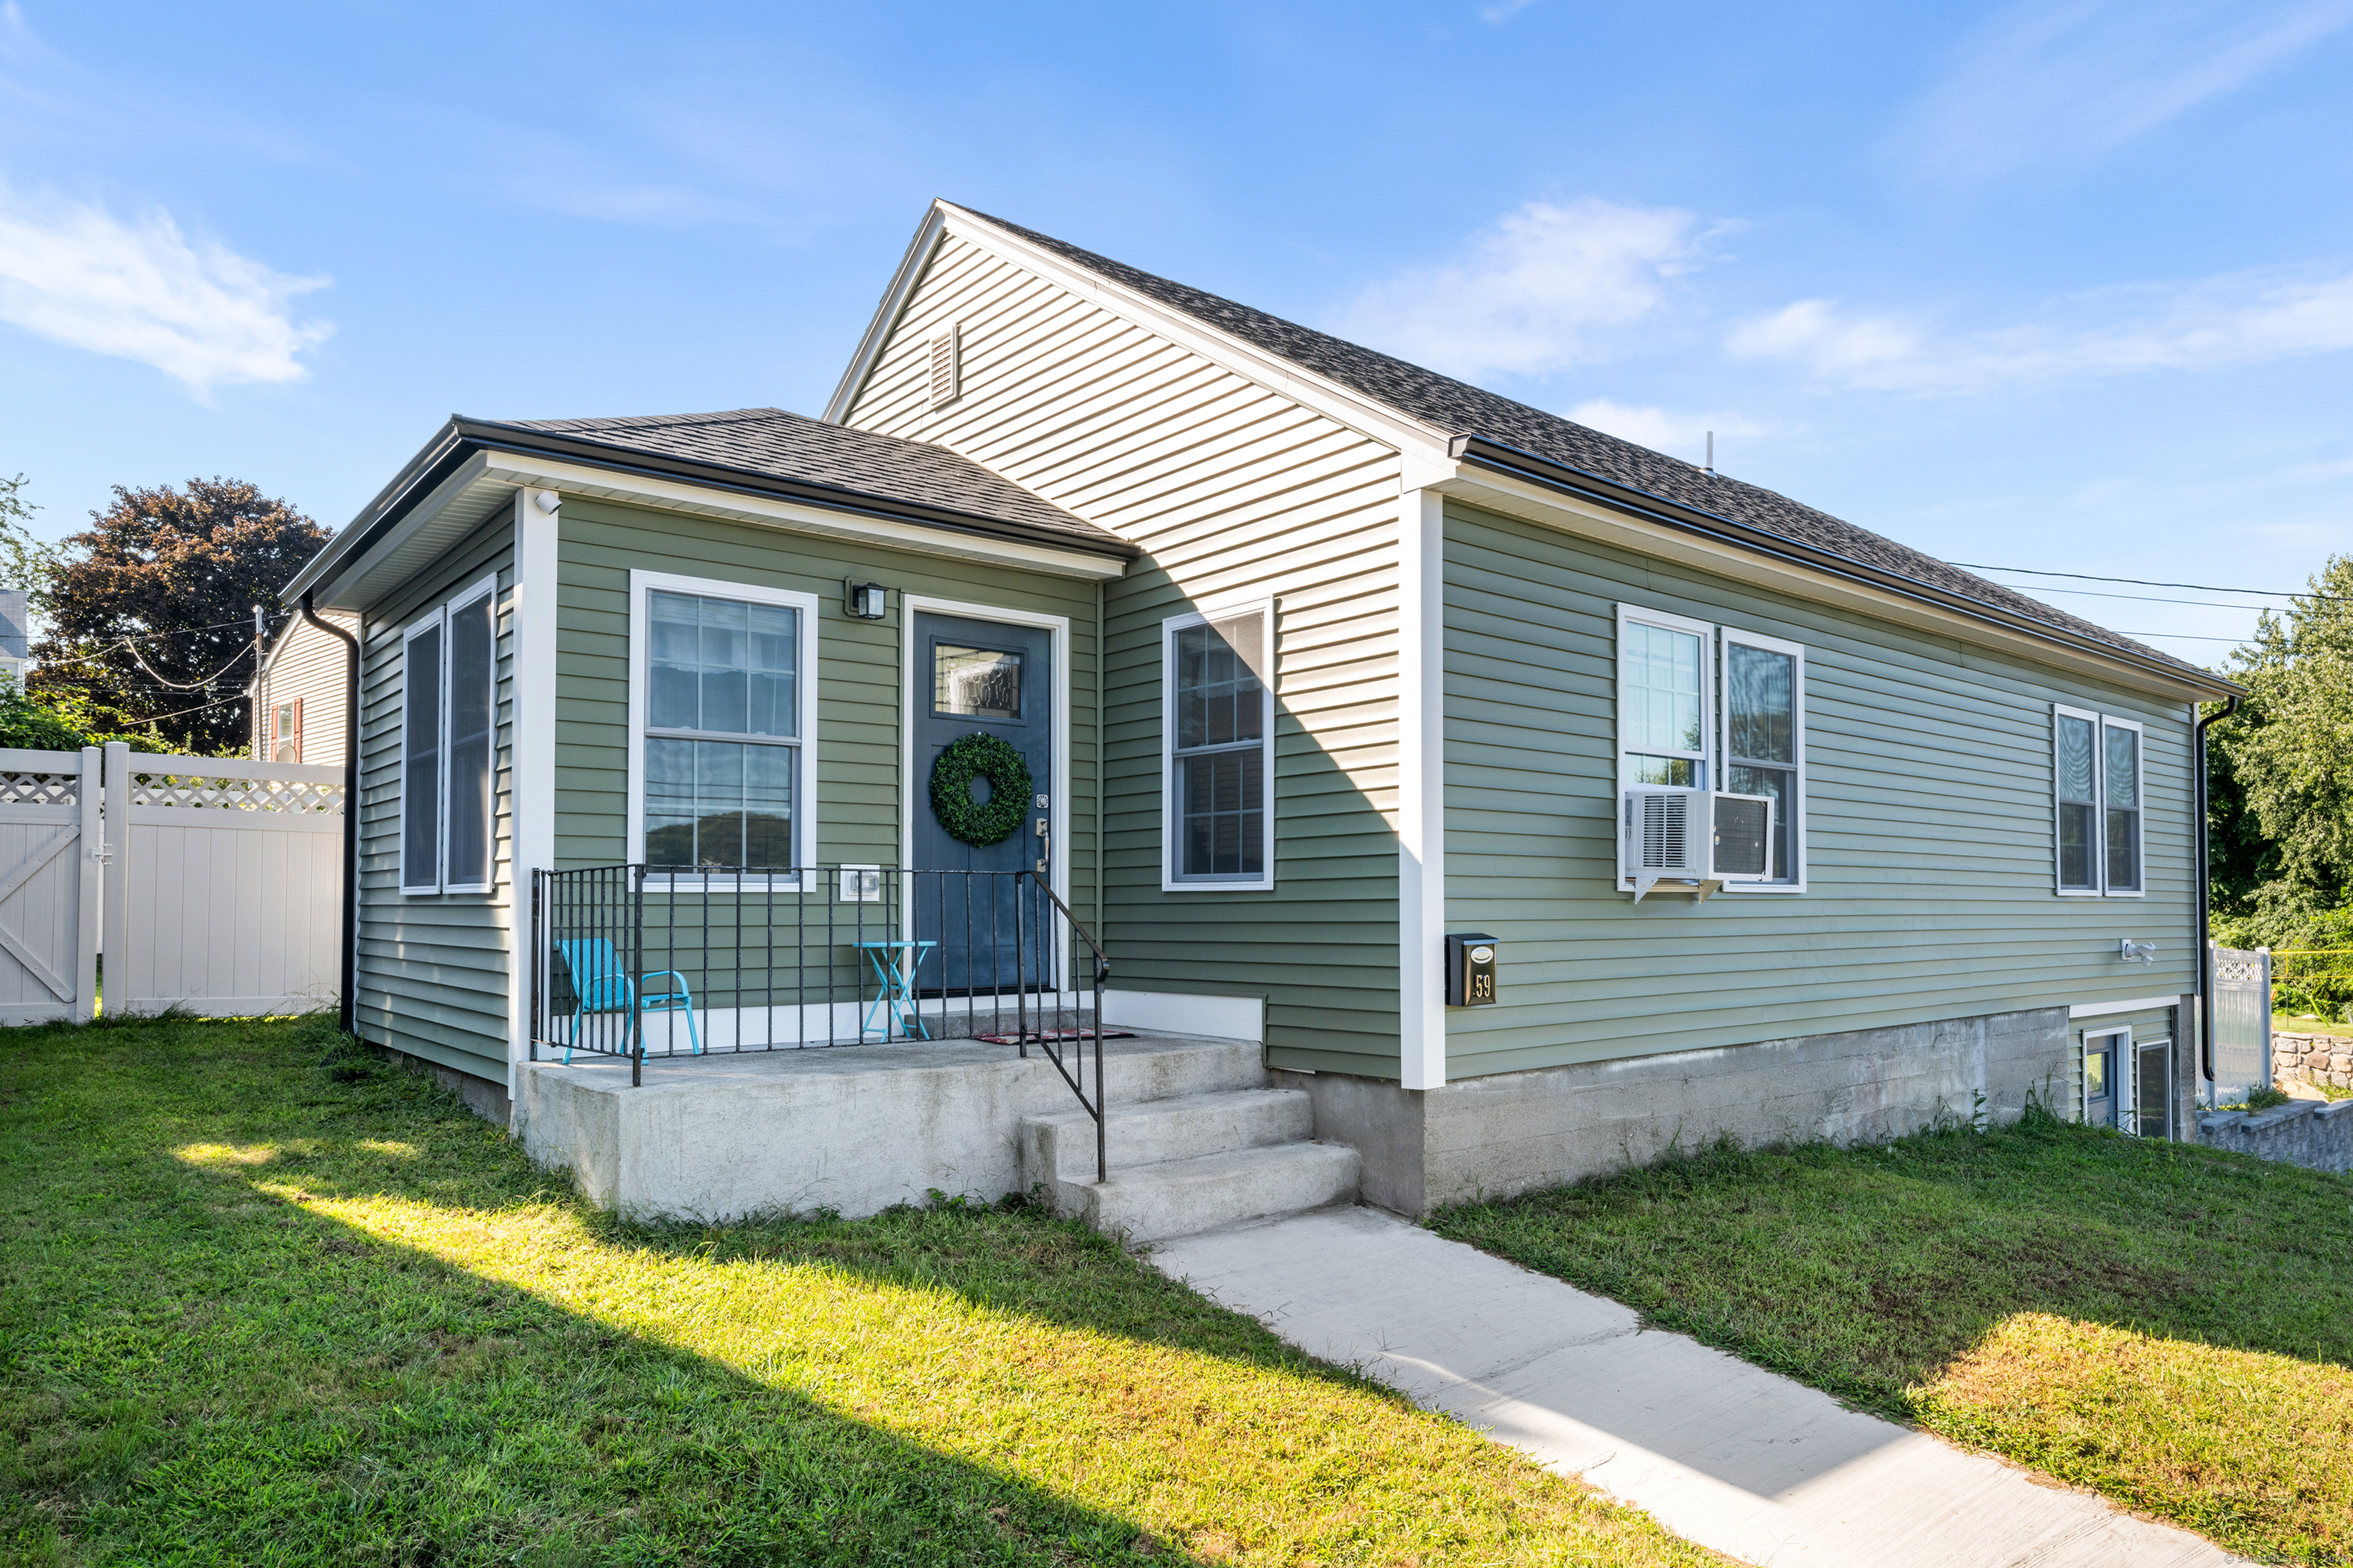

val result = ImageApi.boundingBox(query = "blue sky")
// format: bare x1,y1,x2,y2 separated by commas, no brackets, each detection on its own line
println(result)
5,0,2351,664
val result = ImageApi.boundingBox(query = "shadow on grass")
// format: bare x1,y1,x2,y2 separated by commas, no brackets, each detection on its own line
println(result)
1428,1111,2353,1411
0,1013,1186,1566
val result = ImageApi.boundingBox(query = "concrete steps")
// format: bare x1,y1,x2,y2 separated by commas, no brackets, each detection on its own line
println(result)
1018,1071,1359,1243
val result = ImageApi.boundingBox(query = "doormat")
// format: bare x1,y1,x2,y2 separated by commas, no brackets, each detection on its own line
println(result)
974,1028,1135,1046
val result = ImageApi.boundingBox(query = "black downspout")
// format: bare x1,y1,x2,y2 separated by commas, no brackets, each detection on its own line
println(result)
301,591,362,1037
2194,695,2243,1085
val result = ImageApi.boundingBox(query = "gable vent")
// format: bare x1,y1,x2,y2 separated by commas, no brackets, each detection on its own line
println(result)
928,322,961,408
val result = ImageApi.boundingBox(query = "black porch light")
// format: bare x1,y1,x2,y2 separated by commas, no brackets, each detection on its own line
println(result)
844,579,889,620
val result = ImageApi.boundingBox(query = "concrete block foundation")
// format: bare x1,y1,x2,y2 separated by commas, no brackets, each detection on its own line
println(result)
1298,1006,2073,1214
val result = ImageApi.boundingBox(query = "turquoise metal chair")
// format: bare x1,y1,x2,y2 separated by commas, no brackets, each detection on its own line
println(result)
557,938,699,1061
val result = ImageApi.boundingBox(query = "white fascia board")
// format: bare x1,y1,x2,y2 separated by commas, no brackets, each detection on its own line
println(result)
826,201,1458,471
2070,995,2184,1019
313,449,1127,609
1437,466,2224,704
477,452,1127,581
306,450,499,610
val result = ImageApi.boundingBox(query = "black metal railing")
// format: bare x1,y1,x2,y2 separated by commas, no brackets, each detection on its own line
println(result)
528,865,1111,1177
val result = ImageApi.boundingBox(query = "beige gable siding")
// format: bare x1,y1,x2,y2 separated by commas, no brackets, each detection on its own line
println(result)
843,232,1408,1075
254,611,356,767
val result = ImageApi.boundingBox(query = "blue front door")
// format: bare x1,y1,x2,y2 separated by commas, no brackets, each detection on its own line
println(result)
911,611,1053,995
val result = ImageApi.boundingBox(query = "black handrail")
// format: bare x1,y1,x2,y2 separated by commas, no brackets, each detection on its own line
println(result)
526,863,1116,1180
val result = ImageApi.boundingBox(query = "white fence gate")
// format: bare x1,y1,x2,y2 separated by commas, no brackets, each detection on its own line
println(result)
0,748,101,1025
2211,943,2273,1104
100,743,345,1017
0,743,345,1023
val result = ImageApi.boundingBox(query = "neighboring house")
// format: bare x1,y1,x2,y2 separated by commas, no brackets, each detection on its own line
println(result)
282,201,2240,1216
247,608,356,766
0,590,28,688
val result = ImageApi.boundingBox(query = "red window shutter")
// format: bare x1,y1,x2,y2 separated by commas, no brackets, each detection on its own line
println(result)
289,698,303,764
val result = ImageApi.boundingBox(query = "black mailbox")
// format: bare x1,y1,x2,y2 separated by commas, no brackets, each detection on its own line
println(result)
1446,932,1500,1007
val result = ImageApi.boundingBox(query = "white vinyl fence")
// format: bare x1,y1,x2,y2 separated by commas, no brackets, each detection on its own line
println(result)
0,748,100,1025
0,743,345,1023
2211,944,2273,1105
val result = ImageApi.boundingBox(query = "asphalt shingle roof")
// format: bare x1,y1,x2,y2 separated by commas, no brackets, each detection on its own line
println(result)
488,406,1121,552
957,206,2206,677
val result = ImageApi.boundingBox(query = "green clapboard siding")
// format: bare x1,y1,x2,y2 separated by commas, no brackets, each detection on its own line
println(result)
552,498,1101,915
1440,499,2201,1082
355,518,516,1083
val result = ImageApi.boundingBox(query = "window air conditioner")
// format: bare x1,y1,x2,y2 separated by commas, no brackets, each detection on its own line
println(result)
1621,790,1775,901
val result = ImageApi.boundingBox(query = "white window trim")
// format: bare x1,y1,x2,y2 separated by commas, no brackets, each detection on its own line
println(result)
1162,596,1276,893
398,574,499,897
440,575,499,895
1615,603,1808,896
398,605,445,896
1716,625,1808,895
2052,702,2146,899
624,569,820,892
2052,702,2101,898
2100,715,2147,899
2081,1024,2132,1130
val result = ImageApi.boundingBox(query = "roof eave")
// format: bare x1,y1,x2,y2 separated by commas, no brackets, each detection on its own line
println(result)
1448,435,2244,702
286,414,1134,607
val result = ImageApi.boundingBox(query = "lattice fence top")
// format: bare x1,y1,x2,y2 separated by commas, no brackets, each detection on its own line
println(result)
0,771,78,807
2215,954,2269,987
128,772,344,813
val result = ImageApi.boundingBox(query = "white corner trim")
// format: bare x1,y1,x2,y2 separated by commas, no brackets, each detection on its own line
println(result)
507,489,558,1087
625,570,822,889
900,595,1072,920
1399,488,1447,1091
2070,995,2183,1019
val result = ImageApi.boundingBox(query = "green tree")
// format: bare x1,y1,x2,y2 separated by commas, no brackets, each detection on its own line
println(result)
2207,552,2353,935
0,472,57,599
31,478,328,755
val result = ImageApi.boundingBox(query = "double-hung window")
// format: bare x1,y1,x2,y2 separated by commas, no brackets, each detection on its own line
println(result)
1163,599,1275,891
629,572,816,884
400,575,498,895
2054,705,2142,895
1615,604,1808,892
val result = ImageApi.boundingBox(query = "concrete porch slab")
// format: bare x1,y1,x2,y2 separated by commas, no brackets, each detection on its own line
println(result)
515,1033,1265,1221
1154,1207,2237,1568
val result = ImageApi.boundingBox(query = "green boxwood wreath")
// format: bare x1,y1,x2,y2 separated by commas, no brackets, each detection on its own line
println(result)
928,732,1034,847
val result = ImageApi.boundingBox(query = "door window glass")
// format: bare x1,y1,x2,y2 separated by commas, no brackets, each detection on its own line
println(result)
934,645,1023,719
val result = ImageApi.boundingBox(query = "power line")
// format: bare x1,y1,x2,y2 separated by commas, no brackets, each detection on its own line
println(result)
1952,562,2348,602
1979,583,2284,610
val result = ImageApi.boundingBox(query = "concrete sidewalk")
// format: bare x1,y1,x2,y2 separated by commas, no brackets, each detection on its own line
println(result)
1152,1207,2237,1568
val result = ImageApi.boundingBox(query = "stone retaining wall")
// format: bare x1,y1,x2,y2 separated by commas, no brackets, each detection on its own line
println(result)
2273,1030,2353,1091
2199,1097,2353,1174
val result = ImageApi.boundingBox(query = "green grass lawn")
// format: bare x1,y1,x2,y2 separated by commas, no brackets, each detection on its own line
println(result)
2279,1013,2353,1039
0,1015,1724,1567
1430,1115,2353,1566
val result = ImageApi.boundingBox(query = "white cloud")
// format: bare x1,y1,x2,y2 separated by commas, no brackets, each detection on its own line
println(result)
1563,400,1773,462
1727,268,2353,394
1479,0,1538,21
1896,0,2353,183
1329,198,1707,381
0,183,330,393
